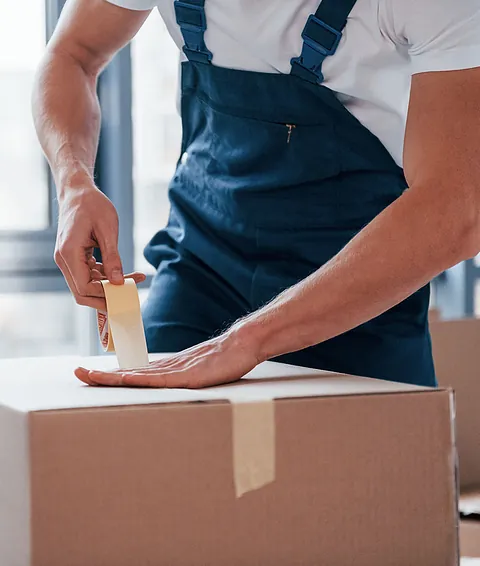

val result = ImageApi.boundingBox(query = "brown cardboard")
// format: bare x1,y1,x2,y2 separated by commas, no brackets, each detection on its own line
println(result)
459,489,480,558
460,521,480,558
430,318,480,489
0,355,458,566
428,307,442,322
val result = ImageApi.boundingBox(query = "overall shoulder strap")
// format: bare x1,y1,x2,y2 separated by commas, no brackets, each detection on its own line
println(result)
174,0,212,64
291,0,358,84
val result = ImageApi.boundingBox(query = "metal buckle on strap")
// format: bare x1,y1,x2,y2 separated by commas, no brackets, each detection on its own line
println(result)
302,15,342,56
174,1,207,32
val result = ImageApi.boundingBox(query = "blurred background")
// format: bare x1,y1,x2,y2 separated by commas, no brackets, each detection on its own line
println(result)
0,2,180,357
0,1,479,359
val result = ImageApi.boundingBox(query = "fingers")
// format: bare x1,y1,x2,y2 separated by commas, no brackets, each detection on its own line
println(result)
75,367,133,387
88,261,147,285
95,224,124,285
74,367,98,386
126,272,147,285
74,336,252,390
74,358,207,389
55,243,106,298
90,268,105,281
75,368,190,388
57,248,146,310
87,255,101,272
55,253,107,310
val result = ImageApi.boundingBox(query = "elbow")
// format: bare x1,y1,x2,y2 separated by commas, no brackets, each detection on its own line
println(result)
458,216,480,261
48,45,104,83
43,31,108,85
449,205,480,263
423,176,480,265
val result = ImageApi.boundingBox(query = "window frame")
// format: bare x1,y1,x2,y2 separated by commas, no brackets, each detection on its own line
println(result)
0,0,67,293
97,45,136,277
96,42,154,288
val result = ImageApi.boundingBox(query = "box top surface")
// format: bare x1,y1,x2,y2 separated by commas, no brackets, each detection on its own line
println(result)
0,355,432,413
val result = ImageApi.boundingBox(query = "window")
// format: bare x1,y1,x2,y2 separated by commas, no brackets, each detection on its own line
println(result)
131,11,181,272
0,2,49,231
0,293,77,357
0,0,81,358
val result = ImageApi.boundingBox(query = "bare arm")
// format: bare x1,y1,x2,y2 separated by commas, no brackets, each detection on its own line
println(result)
76,67,480,387
239,68,480,359
33,0,150,308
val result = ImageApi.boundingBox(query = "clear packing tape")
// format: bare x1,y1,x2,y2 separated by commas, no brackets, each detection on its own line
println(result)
96,278,275,497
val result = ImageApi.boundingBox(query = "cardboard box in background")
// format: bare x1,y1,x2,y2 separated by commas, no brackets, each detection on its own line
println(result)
431,318,480,558
428,307,442,323
459,490,480,559
0,356,458,566
431,318,480,490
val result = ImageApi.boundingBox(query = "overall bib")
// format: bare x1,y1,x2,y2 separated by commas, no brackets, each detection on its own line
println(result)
143,0,436,387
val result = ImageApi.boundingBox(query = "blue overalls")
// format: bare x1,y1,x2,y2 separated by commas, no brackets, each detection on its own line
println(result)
143,0,436,387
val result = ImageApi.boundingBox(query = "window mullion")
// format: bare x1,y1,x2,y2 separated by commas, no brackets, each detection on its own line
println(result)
97,46,135,274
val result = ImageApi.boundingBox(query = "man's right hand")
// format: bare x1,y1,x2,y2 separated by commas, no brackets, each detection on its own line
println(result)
32,0,151,310
55,182,145,311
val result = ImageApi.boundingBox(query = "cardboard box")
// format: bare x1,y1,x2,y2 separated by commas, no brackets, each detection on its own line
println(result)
0,356,458,566
431,318,480,490
459,490,480,558
431,318,480,558
428,307,442,322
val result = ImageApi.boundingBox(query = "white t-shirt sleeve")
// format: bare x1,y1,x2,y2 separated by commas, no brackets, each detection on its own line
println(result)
384,0,480,75
103,0,158,10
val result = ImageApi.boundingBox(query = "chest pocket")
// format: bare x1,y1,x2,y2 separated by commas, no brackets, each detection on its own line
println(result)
198,96,342,190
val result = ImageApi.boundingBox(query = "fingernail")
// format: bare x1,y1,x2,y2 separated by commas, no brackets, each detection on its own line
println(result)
111,269,123,283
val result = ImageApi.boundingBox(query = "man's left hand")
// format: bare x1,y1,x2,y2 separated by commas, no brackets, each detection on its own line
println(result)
74,328,260,388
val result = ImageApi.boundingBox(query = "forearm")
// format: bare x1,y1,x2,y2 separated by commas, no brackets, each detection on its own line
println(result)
235,181,479,361
32,48,101,197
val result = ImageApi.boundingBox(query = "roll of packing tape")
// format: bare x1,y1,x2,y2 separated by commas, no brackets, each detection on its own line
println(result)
97,278,149,369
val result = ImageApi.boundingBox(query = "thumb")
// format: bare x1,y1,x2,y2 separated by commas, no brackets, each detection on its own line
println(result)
99,237,124,285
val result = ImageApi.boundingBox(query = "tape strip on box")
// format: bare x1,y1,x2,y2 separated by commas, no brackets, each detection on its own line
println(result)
232,400,276,498
96,279,275,497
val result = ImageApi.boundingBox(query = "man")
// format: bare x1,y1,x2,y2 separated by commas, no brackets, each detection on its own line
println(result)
33,0,480,388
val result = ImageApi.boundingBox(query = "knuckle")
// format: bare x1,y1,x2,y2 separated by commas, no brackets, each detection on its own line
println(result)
111,208,119,223
76,282,88,295
58,241,74,257
53,249,62,266
123,374,137,387
102,251,121,263
74,288,93,307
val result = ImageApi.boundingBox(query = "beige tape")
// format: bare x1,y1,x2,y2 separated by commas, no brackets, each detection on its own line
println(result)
96,279,149,369
232,400,275,498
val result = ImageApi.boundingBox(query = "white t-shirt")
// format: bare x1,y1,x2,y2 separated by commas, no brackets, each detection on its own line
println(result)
106,0,480,166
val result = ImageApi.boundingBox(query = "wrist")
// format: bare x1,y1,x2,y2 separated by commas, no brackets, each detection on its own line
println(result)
228,314,279,364
228,292,324,363
56,164,96,202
